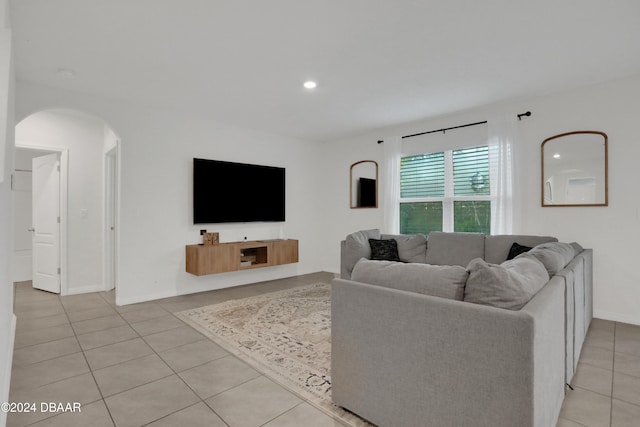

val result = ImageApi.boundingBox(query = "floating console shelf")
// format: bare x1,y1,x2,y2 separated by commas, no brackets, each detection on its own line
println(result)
185,239,298,276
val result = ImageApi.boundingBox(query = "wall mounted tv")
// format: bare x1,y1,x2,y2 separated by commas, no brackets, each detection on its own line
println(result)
193,158,285,224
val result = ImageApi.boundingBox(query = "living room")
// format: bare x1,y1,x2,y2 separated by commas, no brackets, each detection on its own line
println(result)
1,1,640,426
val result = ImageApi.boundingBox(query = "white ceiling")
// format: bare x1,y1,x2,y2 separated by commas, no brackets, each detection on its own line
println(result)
10,0,640,142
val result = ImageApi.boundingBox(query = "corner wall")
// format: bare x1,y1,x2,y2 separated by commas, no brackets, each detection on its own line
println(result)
0,0,15,421
320,74,640,325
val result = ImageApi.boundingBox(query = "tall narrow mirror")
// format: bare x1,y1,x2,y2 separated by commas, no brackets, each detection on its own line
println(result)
350,160,378,208
541,131,608,206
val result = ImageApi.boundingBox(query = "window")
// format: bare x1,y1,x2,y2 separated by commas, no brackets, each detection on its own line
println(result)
399,146,491,234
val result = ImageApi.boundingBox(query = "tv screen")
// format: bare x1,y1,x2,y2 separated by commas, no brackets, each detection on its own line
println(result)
193,158,285,224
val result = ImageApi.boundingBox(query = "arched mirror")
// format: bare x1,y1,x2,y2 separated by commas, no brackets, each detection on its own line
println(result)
350,160,378,208
541,131,608,206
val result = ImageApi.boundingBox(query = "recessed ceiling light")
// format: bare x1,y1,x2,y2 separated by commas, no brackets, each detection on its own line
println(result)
553,153,561,159
303,81,317,89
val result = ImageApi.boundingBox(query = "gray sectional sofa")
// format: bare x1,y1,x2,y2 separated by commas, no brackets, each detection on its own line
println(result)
332,230,593,427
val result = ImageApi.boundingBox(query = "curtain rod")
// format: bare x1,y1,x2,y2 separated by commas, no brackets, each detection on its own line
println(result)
376,111,531,144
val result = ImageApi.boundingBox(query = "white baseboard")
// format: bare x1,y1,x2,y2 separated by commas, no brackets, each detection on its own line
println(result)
116,289,180,306
593,310,640,326
1,314,17,427
64,284,105,296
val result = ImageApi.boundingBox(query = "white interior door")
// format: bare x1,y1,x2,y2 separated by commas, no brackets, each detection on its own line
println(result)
32,153,61,293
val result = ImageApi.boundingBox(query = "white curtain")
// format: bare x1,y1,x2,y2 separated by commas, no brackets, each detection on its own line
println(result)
487,113,520,235
382,136,401,234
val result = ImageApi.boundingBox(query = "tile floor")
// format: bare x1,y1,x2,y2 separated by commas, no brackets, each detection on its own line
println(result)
8,272,640,427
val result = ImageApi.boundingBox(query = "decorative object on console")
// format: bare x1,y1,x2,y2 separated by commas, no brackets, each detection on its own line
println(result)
202,232,219,246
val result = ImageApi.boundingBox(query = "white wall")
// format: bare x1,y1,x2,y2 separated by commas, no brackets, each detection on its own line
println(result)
16,110,106,294
16,82,326,305
320,73,640,325
0,0,15,421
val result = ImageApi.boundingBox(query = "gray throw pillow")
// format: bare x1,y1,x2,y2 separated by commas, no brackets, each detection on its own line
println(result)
344,229,380,275
351,258,468,300
524,242,578,276
464,255,549,310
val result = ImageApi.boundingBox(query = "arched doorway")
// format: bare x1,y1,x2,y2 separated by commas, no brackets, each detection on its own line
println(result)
13,108,120,297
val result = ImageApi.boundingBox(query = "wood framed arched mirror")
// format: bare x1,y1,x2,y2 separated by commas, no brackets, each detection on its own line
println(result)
541,131,608,206
350,160,378,208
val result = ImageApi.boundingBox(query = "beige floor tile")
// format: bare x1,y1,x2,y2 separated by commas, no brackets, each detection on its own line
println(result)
7,373,102,427
15,313,69,332
77,325,139,351
29,400,115,427
61,298,113,314
105,375,200,427
130,314,185,336
179,355,261,399
611,398,640,427
583,329,615,352
158,339,228,372
12,336,81,367
615,334,640,357
205,376,302,427
119,305,170,323
66,305,118,322
614,352,640,378
114,300,162,314
71,314,127,335
142,325,205,352
559,387,611,427
10,353,90,393
13,323,75,349
146,402,227,427
573,363,613,396
613,371,640,406
84,338,154,370
264,403,347,427
580,345,614,371
556,417,588,427
93,354,174,397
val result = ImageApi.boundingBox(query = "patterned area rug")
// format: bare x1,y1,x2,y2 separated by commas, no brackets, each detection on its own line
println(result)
175,283,370,426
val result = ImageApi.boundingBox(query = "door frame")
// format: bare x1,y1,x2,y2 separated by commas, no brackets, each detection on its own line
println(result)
104,142,120,295
15,142,69,295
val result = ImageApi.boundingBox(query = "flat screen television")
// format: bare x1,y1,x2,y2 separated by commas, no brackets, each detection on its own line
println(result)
193,158,285,224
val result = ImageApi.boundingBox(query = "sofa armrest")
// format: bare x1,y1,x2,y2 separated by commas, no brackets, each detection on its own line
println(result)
331,277,565,427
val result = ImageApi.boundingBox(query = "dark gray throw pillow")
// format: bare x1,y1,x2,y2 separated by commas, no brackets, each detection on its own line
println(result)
368,239,401,262
506,242,533,260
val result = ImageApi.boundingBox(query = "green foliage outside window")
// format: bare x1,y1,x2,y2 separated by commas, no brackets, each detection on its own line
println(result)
453,201,490,234
400,202,443,235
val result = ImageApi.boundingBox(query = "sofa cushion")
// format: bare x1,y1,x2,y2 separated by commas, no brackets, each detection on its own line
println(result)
484,235,558,264
369,239,401,262
351,258,467,300
506,242,533,260
464,255,549,310
381,233,427,263
344,229,380,270
525,242,578,276
425,232,485,266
